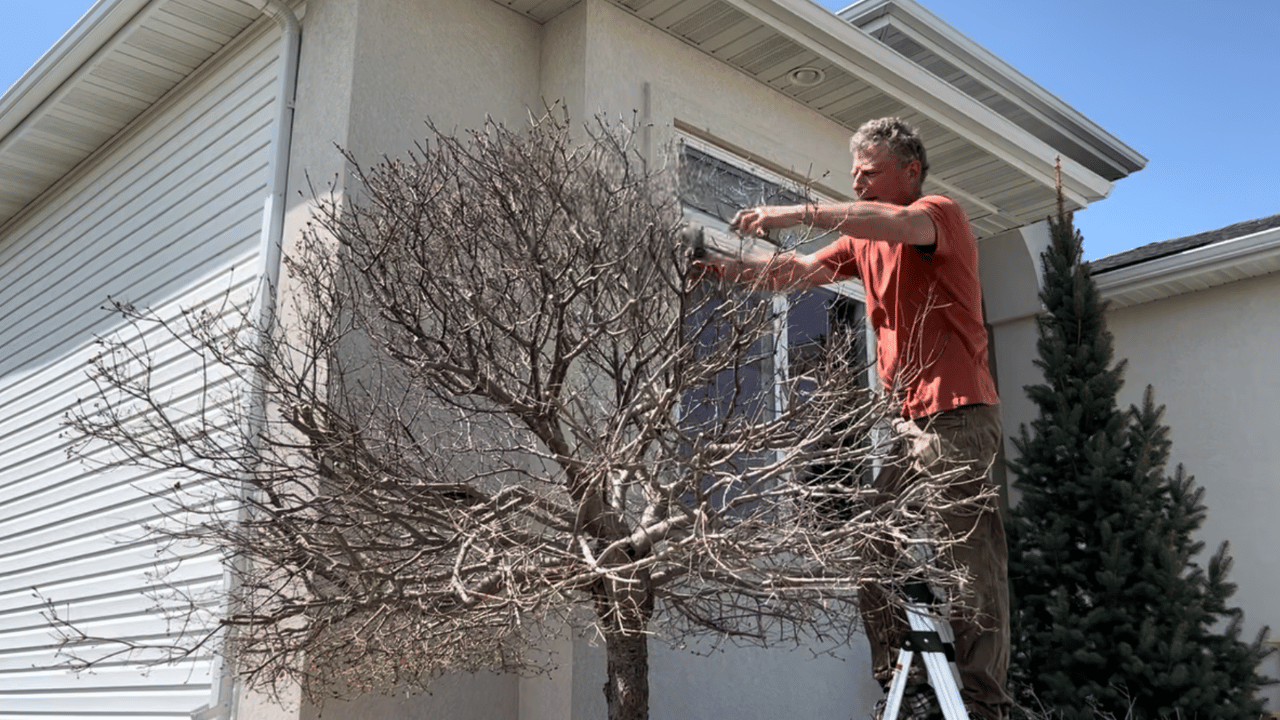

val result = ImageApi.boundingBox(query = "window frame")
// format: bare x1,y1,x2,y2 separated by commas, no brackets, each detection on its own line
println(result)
677,136,881,473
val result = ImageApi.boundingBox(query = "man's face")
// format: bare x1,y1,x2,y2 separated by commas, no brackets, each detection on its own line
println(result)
851,142,921,205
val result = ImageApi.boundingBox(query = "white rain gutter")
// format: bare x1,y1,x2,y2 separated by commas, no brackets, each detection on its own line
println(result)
1093,225,1280,309
195,4,302,719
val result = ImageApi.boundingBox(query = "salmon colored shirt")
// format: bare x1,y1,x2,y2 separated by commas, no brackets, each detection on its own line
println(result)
815,195,999,419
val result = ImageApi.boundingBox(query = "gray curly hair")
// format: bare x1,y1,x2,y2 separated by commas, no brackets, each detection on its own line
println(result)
850,117,929,190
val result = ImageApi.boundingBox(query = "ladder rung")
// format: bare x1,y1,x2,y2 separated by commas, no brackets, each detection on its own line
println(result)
879,601,969,720
901,630,954,659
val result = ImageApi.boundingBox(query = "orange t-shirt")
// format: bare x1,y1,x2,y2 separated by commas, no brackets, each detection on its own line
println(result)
815,195,999,419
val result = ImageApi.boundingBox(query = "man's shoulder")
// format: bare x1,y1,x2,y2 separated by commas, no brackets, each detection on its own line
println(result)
914,194,976,230
912,195,977,255
913,194,964,214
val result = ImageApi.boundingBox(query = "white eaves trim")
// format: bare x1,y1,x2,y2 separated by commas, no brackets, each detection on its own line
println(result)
840,0,1145,180
724,0,1115,207
1093,225,1280,309
0,0,151,141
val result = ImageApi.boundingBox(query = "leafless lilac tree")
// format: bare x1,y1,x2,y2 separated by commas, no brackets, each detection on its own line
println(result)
58,109,979,720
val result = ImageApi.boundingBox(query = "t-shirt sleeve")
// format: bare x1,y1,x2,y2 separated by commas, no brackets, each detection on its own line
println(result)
813,234,861,280
912,195,969,257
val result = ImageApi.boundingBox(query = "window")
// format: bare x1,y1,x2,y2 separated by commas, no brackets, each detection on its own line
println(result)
678,138,875,416
678,139,877,502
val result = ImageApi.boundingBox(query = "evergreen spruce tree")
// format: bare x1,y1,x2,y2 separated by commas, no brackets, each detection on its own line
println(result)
1006,180,1273,719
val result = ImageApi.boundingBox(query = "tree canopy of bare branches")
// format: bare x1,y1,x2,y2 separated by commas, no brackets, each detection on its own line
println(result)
60,108,978,720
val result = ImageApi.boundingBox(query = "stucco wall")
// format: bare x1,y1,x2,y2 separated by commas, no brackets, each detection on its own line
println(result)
979,220,1051,499
270,1,1051,717
1104,273,1280,705
346,0,544,160
573,0,855,199
296,672,519,720
272,1,541,718
557,634,881,720
286,0,544,197
287,0,855,208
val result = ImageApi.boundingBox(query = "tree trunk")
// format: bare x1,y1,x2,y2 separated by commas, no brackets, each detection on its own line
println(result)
593,561,654,720
603,624,650,720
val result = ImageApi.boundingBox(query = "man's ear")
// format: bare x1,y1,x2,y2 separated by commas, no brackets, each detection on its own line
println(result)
905,159,922,182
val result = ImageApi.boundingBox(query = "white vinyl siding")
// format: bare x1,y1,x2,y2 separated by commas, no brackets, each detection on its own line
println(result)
0,23,280,720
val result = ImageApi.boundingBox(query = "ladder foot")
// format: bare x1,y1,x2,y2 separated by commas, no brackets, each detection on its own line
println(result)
873,684,946,720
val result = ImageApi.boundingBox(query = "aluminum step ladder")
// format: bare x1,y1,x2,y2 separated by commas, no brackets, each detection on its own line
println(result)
881,582,969,720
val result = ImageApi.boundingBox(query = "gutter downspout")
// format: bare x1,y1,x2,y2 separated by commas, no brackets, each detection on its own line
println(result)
193,3,301,719
253,0,302,335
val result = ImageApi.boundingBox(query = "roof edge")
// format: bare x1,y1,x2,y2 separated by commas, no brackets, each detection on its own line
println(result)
1092,217,1280,308
836,0,1147,179
1091,214,1280,273
0,0,152,142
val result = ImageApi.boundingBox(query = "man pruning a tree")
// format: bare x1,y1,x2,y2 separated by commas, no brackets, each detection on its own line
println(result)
700,117,1011,720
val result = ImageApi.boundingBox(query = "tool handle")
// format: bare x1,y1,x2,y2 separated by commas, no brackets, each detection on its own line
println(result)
680,221,736,259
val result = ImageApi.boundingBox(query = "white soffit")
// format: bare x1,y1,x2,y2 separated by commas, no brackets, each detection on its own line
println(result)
501,0,1141,239
1093,224,1280,309
0,0,266,231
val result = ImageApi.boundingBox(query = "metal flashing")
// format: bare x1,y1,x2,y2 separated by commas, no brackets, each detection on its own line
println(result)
838,0,1146,181
1091,216,1280,308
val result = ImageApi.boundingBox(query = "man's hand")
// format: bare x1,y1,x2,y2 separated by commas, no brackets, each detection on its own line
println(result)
730,205,803,239
679,222,708,259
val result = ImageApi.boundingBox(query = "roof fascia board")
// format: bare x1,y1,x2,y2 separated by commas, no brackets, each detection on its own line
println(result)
721,0,1113,208
1094,225,1280,305
2,0,1117,214
0,0,152,143
0,5,282,237
841,0,1146,175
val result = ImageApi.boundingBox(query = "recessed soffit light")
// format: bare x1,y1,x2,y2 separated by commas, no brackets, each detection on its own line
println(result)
788,66,826,87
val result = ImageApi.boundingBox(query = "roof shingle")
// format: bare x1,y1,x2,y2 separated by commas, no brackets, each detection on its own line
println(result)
1089,213,1280,274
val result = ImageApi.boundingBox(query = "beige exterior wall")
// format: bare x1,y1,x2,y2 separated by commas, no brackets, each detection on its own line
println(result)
1104,273,1280,705
283,0,855,217
294,672,519,720
575,0,854,196
261,1,539,716
283,0,545,202
268,0,884,718
978,220,1050,499
345,0,544,160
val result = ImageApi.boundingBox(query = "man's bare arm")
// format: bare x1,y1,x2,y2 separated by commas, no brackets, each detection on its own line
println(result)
732,201,936,247
707,243,844,291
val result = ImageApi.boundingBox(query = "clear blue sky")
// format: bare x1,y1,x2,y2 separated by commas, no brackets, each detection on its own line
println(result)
4,0,1278,259
817,0,1280,260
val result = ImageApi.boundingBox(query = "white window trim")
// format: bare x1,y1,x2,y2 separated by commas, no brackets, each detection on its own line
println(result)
677,136,882,471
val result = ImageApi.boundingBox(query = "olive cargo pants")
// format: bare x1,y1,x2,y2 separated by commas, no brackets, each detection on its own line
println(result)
860,403,1012,719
